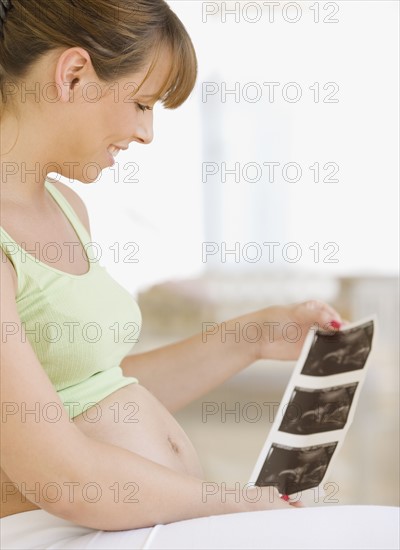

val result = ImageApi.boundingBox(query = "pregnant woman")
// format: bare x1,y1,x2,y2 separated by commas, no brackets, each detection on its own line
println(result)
0,1,344,548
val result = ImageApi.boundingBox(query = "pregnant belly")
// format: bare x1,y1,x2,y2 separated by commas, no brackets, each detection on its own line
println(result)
72,383,204,478
0,384,204,518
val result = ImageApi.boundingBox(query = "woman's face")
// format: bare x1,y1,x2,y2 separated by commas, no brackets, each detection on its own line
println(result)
54,47,173,183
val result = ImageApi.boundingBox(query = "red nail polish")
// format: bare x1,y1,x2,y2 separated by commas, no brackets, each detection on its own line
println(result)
280,494,289,501
330,320,341,329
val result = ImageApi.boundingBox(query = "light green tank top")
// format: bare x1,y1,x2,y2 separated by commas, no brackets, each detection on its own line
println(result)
0,178,141,419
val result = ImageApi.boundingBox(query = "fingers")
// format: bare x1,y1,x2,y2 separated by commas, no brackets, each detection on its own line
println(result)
289,500,305,508
280,493,305,508
302,299,336,319
275,499,294,509
271,488,290,508
301,300,342,330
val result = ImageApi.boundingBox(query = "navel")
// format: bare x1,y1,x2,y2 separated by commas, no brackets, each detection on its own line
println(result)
168,434,180,454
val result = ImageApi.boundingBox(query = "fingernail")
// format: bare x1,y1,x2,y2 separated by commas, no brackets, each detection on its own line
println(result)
280,494,289,501
330,320,341,329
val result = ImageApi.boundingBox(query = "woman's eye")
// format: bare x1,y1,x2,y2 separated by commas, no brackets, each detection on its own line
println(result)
136,103,152,113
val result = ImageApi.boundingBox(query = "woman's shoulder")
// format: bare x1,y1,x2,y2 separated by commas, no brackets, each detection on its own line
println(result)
46,177,92,238
0,248,18,299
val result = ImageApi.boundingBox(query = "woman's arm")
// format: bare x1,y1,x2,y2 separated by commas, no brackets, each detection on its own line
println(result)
121,300,343,412
62,434,295,531
0,253,295,530
121,311,259,412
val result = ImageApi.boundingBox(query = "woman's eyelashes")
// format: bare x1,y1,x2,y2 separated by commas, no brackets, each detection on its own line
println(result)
136,103,152,112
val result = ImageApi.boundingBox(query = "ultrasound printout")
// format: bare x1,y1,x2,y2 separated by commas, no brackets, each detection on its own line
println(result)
249,317,376,498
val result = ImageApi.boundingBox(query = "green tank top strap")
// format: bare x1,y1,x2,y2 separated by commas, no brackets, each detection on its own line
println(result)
44,178,93,253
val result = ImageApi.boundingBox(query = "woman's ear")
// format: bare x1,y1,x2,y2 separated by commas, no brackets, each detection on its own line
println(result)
55,47,93,102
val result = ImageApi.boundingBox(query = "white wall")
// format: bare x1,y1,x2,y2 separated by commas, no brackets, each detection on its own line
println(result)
55,0,399,293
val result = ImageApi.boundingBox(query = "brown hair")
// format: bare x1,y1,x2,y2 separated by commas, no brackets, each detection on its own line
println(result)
0,0,197,116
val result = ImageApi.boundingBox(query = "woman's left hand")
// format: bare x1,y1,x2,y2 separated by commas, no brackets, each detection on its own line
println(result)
249,300,346,362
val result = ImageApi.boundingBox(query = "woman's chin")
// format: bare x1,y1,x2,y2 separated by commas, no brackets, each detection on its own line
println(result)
58,161,105,184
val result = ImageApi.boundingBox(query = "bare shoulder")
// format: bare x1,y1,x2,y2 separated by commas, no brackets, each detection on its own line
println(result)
47,177,92,237
0,248,18,298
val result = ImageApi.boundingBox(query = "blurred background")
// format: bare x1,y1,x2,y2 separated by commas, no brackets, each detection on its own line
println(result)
54,1,399,506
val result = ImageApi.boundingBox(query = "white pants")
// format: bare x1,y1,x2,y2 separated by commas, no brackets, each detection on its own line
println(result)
1,505,398,549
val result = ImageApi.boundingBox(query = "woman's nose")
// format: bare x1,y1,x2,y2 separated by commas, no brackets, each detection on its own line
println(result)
132,115,154,145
